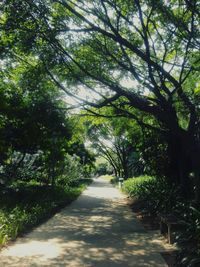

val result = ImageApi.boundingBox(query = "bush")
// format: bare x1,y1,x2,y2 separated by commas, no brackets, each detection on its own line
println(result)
174,205,200,267
56,154,83,186
123,176,200,266
0,151,89,187
123,175,180,214
0,179,91,247
123,175,155,198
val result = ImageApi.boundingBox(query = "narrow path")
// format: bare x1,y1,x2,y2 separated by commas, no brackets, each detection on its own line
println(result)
0,178,170,267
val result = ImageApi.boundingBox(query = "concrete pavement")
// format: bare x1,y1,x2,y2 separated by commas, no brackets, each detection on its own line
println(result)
0,177,170,267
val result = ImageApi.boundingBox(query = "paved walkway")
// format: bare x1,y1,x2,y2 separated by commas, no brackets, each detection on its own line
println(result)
0,177,170,267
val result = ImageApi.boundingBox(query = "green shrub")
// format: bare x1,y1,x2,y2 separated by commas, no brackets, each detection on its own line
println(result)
123,175,155,198
123,175,180,214
0,179,91,247
56,154,83,186
174,205,200,267
124,176,200,266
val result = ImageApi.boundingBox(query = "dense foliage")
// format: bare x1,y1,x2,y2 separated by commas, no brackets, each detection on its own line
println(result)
123,176,180,214
0,179,91,246
0,0,200,265
2,0,199,199
123,176,200,266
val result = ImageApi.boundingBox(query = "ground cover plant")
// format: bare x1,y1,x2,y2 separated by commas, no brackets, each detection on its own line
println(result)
123,176,200,266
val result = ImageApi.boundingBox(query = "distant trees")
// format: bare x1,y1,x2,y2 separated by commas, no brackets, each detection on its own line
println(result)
84,114,144,178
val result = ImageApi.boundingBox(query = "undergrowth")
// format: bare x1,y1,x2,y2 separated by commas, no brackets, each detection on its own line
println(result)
0,178,91,247
123,176,200,266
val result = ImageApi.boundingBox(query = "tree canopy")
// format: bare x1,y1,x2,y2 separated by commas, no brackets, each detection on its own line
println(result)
1,0,200,195
1,2,200,265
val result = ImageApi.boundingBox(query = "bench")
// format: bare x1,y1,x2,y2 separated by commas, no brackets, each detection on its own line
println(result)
160,214,182,244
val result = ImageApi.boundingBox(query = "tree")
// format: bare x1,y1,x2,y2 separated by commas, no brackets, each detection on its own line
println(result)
1,0,200,199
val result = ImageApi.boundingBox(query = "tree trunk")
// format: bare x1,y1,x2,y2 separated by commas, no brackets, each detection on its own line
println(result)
194,170,200,203
167,136,180,185
178,155,191,199
51,164,55,187
167,130,192,199
170,130,200,201
190,144,200,203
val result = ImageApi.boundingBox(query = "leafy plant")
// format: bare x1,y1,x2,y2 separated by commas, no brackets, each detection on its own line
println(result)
123,176,180,214
123,175,155,198
0,179,91,247
175,206,200,267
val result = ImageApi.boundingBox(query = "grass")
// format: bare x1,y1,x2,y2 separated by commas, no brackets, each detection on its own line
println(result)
0,178,92,247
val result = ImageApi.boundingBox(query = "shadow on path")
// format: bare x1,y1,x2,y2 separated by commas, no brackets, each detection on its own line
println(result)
0,178,170,267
